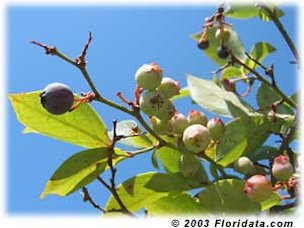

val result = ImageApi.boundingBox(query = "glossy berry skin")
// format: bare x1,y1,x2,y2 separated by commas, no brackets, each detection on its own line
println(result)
197,39,209,50
135,63,162,90
243,175,272,202
234,157,254,175
158,77,180,99
207,117,225,141
182,124,211,153
171,113,189,135
40,83,74,115
188,110,208,126
217,45,229,59
272,155,294,182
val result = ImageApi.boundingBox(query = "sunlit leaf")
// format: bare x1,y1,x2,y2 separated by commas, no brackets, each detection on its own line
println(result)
187,75,253,117
221,66,244,79
41,147,127,199
244,42,276,73
260,192,281,211
216,114,283,166
147,192,208,215
151,150,160,170
225,4,259,19
171,87,190,101
105,172,194,212
9,91,110,148
198,179,261,214
249,146,279,162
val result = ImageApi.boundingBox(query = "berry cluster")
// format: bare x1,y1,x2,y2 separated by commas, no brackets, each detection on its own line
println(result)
234,155,296,202
136,63,226,154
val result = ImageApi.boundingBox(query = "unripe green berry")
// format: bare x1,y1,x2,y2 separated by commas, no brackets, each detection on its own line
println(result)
234,157,254,175
135,63,162,90
207,117,225,141
188,110,208,126
40,82,74,115
243,175,272,202
182,124,211,153
158,77,180,99
171,113,189,135
139,90,167,116
215,27,231,43
179,153,201,177
150,116,172,135
155,99,176,121
272,155,294,182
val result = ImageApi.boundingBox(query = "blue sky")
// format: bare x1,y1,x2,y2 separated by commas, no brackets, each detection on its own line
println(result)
7,5,297,214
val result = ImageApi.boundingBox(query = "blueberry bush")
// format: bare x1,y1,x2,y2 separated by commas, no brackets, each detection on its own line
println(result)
9,3,299,216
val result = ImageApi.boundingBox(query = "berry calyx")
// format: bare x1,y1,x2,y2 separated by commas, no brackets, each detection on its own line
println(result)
188,110,208,126
139,90,166,116
158,77,180,99
171,112,189,135
135,63,162,90
243,175,272,202
217,45,229,59
272,155,294,182
234,157,254,175
40,82,74,115
182,124,211,153
207,117,225,141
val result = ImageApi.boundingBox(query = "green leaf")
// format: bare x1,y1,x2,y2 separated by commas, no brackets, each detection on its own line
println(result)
257,83,293,115
147,192,208,215
151,150,160,170
198,179,261,214
105,172,193,212
40,147,127,199
249,146,279,162
216,139,247,167
192,26,246,66
156,146,182,174
258,6,284,21
244,42,276,72
187,75,253,117
108,120,153,149
216,115,282,165
221,66,244,79
9,91,110,148
260,192,281,211
225,4,259,19
171,87,190,101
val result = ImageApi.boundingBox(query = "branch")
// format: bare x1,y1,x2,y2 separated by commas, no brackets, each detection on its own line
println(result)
259,5,300,63
81,187,106,213
31,33,166,145
230,53,297,109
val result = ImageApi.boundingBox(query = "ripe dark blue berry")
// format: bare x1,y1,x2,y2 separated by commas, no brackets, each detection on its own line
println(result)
217,45,229,59
40,82,74,115
198,39,209,50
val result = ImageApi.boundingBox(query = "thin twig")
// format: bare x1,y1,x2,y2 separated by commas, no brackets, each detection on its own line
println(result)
259,5,300,63
81,187,106,213
230,53,297,109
